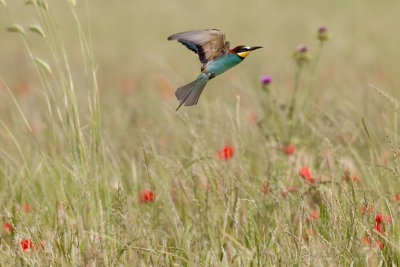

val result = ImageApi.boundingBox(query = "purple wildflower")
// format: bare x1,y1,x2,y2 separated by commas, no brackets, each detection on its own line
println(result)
293,45,310,63
317,26,330,41
296,45,308,53
261,76,272,85
318,26,327,33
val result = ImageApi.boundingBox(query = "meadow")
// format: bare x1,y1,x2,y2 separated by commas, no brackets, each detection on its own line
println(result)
0,0,400,265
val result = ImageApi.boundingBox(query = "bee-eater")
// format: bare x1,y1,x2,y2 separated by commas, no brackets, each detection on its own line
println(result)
168,29,262,110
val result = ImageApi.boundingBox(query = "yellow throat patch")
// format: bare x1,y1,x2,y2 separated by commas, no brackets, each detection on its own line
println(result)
237,51,250,58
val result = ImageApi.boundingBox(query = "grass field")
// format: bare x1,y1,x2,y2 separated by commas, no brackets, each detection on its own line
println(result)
1,0,400,265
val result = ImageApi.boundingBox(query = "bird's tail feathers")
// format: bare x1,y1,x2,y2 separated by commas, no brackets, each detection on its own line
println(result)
175,74,209,111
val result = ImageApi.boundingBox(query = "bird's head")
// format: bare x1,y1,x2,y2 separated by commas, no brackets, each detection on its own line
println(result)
230,45,263,59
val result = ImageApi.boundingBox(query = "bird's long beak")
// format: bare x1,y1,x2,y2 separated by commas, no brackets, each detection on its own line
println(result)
249,46,263,51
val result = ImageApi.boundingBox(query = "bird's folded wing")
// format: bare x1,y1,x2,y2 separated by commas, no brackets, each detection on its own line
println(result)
168,29,229,65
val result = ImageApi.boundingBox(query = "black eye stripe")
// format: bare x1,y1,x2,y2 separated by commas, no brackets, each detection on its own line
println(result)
238,48,249,53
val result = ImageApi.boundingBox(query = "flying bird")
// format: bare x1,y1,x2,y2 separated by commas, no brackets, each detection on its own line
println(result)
168,29,262,110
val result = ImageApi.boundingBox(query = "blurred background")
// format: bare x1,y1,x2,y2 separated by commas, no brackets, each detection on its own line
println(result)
1,0,400,111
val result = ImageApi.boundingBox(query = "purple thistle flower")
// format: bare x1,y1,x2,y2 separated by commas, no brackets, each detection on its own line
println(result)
318,26,327,33
293,45,310,63
261,75,272,85
317,26,330,41
296,45,308,53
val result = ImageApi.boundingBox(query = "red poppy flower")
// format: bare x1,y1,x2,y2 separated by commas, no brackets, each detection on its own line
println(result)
15,82,31,97
393,194,400,204
261,181,272,195
303,228,316,242
217,145,234,161
24,204,30,213
376,223,383,234
299,167,315,183
363,236,385,250
247,110,258,124
376,241,385,250
362,236,370,246
306,228,314,236
375,214,383,224
138,190,155,204
375,214,385,234
4,223,12,234
299,167,311,179
281,187,299,197
284,143,295,155
343,171,361,184
343,171,351,182
156,75,175,99
306,209,319,223
20,240,33,251
310,209,319,221
20,239,44,251
352,176,361,183
374,213,390,234
361,205,373,216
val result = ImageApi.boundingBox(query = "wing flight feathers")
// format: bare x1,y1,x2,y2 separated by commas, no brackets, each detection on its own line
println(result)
168,29,229,66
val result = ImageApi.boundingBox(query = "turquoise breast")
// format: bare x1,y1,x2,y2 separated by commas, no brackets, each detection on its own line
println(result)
205,53,242,77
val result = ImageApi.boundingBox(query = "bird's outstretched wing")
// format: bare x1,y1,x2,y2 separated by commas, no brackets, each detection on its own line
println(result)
168,29,230,68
